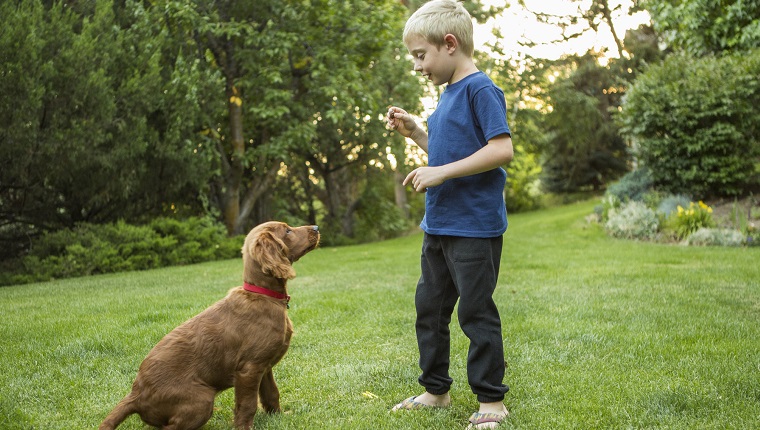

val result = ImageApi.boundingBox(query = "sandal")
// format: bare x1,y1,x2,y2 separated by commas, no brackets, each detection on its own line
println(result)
466,410,509,429
391,396,445,411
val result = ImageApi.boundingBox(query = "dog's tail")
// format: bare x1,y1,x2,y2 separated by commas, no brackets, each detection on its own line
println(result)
98,392,138,430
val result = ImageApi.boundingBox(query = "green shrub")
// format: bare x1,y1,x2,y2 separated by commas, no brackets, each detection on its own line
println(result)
354,201,409,244
505,144,543,212
155,217,243,263
620,50,760,198
667,201,717,240
686,228,745,247
0,217,244,286
604,201,659,240
605,168,654,202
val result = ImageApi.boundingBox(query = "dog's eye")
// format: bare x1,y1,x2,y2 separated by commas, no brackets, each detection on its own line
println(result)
285,229,292,234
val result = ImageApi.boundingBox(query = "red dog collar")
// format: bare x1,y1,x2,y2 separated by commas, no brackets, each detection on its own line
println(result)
243,282,290,307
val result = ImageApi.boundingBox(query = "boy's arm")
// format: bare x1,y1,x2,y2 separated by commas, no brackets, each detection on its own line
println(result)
387,107,428,153
403,134,513,193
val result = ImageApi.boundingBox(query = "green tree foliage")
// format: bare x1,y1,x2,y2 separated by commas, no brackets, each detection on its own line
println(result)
159,0,306,235
620,50,760,198
0,0,211,259
283,1,422,241
644,0,760,56
157,0,429,239
503,1,654,200
541,53,630,193
473,11,551,211
482,52,547,212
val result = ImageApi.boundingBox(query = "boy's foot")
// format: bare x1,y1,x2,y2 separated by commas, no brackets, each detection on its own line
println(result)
466,401,509,429
391,391,451,411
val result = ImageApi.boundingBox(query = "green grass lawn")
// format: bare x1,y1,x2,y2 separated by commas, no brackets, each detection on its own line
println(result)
1,200,758,429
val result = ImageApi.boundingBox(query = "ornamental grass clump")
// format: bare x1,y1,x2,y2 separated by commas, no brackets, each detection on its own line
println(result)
669,201,717,240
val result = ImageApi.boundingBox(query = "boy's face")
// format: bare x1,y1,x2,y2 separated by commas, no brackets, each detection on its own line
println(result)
405,34,455,86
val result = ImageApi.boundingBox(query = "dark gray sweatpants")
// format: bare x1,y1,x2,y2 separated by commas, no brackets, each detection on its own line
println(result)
415,233,509,403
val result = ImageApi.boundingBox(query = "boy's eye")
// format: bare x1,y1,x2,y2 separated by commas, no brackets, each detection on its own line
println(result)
417,54,425,60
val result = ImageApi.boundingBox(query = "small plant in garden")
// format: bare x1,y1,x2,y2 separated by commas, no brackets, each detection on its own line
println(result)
595,194,621,222
748,223,759,246
604,201,659,240
669,201,717,240
685,228,745,247
729,198,760,246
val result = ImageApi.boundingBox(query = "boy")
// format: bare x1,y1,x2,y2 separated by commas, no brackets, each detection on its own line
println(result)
386,1,513,428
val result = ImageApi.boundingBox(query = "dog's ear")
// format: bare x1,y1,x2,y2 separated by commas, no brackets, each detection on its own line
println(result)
250,230,296,280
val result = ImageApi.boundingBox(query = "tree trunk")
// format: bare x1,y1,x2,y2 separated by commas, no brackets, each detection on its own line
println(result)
222,86,245,235
234,161,280,234
394,169,409,219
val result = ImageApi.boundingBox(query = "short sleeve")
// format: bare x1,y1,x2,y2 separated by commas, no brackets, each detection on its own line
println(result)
472,86,510,141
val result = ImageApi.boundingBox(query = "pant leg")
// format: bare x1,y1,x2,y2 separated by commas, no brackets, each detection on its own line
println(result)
415,233,459,395
447,235,509,403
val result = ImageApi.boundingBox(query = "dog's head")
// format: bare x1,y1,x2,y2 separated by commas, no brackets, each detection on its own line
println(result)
242,221,320,283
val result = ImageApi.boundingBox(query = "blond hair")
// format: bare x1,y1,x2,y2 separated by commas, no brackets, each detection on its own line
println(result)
403,0,474,57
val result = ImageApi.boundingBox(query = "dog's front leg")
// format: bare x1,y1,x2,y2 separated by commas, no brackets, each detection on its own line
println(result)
233,362,264,430
258,367,281,413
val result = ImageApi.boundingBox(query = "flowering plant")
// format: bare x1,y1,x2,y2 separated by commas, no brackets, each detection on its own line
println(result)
670,201,717,239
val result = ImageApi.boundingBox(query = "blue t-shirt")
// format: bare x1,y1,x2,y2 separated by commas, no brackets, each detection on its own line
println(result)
420,71,511,238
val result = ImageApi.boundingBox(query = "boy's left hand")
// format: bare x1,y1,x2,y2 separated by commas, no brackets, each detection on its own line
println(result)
403,167,446,192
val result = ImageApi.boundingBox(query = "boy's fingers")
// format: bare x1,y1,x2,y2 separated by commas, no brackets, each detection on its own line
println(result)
402,170,415,186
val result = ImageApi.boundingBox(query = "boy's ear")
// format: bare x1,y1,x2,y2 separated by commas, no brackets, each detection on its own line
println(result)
444,33,458,52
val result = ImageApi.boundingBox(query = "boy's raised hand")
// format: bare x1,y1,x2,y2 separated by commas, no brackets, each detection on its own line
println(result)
386,107,417,138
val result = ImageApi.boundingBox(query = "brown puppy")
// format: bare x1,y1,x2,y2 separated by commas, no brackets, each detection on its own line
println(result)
99,222,320,430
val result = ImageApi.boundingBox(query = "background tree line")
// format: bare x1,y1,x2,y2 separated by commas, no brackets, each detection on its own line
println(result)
1,0,758,271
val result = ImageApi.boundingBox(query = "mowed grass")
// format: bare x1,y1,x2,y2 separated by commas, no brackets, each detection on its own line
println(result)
1,200,758,429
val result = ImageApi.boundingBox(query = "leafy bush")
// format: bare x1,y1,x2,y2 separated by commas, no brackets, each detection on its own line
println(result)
354,198,409,244
149,217,241,265
605,168,654,202
0,217,244,286
667,201,717,240
505,144,543,212
685,228,745,247
604,201,659,240
620,50,760,198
